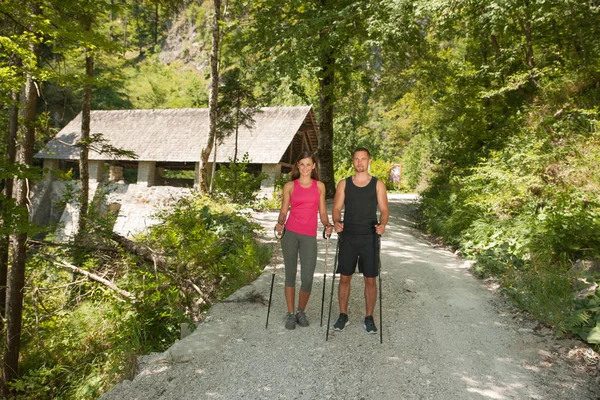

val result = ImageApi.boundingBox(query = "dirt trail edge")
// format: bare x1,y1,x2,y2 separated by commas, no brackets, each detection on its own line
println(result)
101,194,599,400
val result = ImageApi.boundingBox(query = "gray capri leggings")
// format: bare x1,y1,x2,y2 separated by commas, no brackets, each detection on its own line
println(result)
280,229,317,292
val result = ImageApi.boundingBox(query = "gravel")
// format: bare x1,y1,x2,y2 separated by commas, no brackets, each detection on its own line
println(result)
101,194,600,400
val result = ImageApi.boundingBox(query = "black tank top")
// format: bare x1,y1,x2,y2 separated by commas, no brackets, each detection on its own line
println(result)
343,176,378,235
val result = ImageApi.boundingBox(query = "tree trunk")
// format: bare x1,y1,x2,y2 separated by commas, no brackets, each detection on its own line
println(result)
521,19,535,68
77,47,93,242
0,89,19,328
3,14,39,389
490,34,501,60
317,46,336,198
199,0,221,194
154,3,159,46
209,142,217,193
233,108,239,201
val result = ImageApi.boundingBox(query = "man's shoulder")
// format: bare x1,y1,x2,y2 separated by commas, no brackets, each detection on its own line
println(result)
336,177,349,188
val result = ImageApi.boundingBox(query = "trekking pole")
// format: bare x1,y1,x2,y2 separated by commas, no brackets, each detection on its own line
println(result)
325,234,341,341
378,234,383,344
265,228,282,329
320,228,331,327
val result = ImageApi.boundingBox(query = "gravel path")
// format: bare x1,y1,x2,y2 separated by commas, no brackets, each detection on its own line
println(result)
101,194,599,399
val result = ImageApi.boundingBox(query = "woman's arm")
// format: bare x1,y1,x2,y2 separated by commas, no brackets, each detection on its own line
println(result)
275,181,293,233
317,181,333,236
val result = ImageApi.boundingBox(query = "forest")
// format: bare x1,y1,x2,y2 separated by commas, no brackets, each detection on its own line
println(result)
1,0,599,398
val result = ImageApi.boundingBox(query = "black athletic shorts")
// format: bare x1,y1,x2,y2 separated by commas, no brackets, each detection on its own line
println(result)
336,233,380,278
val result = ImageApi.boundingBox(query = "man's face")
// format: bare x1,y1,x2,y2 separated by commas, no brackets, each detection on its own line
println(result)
353,151,370,173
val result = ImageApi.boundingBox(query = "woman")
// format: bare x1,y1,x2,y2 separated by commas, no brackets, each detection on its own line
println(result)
275,151,333,330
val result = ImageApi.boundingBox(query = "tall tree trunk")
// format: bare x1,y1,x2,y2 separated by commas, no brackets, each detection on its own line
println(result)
0,89,19,328
199,0,221,194
154,3,159,46
209,142,217,193
521,19,535,68
77,48,93,240
490,34,501,60
2,10,39,389
233,108,239,201
317,46,336,198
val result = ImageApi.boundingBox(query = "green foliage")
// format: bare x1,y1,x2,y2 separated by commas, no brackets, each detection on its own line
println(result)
400,132,431,191
213,153,267,205
393,0,600,344
12,195,269,399
145,195,270,297
369,159,394,190
252,173,289,211
571,289,600,345
503,262,575,334
125,58,209,109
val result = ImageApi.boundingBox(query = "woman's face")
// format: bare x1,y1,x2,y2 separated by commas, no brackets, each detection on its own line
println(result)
297,157,315,176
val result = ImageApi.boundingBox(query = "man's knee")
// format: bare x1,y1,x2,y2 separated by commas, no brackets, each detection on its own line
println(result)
364,276,376,287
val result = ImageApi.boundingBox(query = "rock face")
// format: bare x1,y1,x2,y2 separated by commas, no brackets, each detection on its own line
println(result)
33,181,192,240
158,11,209,72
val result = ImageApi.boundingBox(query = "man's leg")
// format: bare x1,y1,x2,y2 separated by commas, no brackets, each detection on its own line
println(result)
364,277,377,317
338,274,353,314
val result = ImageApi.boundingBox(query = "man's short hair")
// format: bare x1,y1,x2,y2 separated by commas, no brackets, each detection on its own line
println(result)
353,147,371,158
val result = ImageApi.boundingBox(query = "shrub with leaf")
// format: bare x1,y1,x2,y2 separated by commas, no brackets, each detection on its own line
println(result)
213,153,266,205
12,195,270,399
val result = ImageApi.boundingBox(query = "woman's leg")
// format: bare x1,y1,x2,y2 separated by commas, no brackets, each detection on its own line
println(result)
297,235,317,311
281,231,299,313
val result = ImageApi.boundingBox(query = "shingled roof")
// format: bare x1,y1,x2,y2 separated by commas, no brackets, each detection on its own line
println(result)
36,106,318,164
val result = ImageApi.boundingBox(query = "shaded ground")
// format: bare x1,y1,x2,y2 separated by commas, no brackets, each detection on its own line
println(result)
101,194,600,399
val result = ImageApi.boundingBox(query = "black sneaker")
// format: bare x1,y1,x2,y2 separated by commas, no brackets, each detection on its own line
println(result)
333,313,349,331
364,315,377,334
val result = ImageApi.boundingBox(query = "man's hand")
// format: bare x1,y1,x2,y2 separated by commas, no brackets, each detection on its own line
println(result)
375,223,386,235
334,221,344,233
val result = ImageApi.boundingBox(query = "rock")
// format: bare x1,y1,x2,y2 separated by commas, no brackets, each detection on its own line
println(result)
180,322,191,339
419,366,432,375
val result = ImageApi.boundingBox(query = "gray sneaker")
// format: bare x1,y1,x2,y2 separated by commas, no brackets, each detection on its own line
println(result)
296,310,309,327
285,312,296,330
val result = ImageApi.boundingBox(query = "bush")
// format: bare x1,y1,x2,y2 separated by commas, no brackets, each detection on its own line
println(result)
213,153,267,205
13,195,270,399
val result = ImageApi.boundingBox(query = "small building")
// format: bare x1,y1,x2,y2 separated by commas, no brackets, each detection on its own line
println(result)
32,106,319,239
36,105,319,190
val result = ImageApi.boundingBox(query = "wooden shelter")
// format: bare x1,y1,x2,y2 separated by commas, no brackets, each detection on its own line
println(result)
36,106,319,189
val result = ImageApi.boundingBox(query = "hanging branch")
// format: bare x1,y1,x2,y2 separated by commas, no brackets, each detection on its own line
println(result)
109,232,167,268
50,257,136,302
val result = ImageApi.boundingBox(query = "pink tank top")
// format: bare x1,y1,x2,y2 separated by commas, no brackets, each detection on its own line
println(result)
285,179,320,237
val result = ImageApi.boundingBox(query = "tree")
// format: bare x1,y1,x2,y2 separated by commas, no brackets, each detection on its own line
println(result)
216,66,259,201
232,0,389,197
77,9,95,243
198,0,221,194
2,1,41,392
0,3,24,335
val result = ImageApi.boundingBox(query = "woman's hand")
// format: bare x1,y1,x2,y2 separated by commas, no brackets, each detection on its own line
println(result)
275,222,284,234
325,224,333,237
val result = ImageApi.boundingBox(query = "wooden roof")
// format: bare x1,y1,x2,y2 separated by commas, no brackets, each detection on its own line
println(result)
36,106,319,164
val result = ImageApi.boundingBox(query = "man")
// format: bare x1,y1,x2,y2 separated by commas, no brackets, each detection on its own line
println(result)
332,147,389,334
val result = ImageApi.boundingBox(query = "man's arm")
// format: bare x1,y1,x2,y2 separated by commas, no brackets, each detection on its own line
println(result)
375,179,389,235
332,179,346,233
